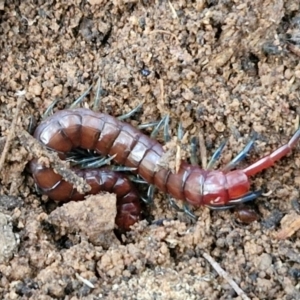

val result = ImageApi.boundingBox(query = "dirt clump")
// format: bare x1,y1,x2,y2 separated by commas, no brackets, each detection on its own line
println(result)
0,0,300,299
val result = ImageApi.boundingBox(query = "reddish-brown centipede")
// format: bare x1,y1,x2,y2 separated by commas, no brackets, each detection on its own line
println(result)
30,158,141,230
30,108,300,229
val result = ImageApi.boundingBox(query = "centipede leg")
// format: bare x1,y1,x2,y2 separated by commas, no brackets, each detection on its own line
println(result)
150,115,168,138
223,135,256,172
67,153,115,169
69,85,93,109
205,190,263,209
27,115,37,135
165,122,197,220
141,184,155,204
183,203,197,220
129,113,169,205
86,156,114,168
167,195,183,211
42,99,60,119
167,196,196,220
164,115,171,142
190,132,227,169
93,77,103,111
70,154,137,172
110,166,137,172
190,136,199,165
165,123,197,218
163,118,184,164
228,190,263,204
206,204,234,210
177,122,184,140
148,113,169,141
138,121,160,130
118,103,143,120
195,130,227,170
206,140,227,170
128,175,148,184
34,183,44,196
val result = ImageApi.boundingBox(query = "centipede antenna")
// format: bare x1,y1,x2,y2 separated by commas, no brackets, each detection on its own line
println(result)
69,85,93,109
177,122,184,140
42,99,60,119
138,120,160,130
93,77,102,111
150,116,168,138
183,203,197,220
118,103,143,120
228,190,262,205
206,140,227,170
206,204,235,210
163,115,171,142
223,136,256,172
190,136,199,165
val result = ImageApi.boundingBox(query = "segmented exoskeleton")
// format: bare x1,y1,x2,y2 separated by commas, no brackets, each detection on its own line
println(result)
30,107,300,229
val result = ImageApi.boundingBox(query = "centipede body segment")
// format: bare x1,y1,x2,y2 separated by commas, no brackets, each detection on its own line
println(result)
30,108,300,229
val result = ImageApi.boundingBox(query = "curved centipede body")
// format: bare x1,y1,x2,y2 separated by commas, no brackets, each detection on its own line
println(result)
30,108,300,229
30,157,140,230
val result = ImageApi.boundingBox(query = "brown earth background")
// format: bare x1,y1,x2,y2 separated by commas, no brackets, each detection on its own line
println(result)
0,0,300,299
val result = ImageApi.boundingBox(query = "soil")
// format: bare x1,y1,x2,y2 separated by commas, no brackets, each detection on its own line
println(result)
0,1,300,299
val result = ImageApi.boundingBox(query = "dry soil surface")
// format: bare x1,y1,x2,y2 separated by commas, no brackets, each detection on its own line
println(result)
0,1,300,299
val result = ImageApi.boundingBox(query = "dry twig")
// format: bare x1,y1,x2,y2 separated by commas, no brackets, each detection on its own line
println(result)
277,213,300,239
168,1,178,19
203,252,250,300
0,93,24,172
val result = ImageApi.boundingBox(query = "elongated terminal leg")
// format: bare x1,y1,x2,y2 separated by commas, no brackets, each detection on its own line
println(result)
243,128,300,176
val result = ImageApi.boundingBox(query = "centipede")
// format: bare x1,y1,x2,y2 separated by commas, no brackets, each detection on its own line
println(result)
30,107,300,230
30,159,141,230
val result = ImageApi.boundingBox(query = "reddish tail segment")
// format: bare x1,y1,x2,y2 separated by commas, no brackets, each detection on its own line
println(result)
30,108,300,226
